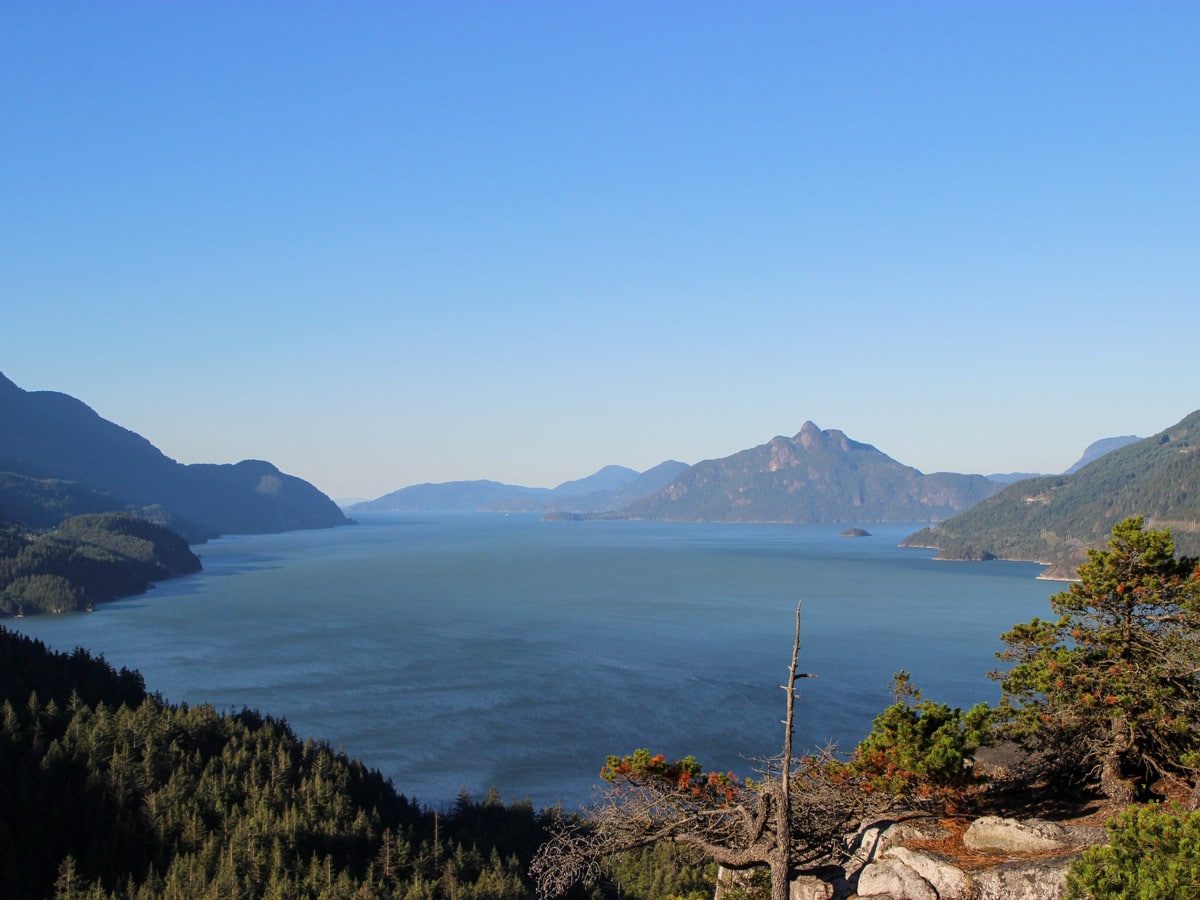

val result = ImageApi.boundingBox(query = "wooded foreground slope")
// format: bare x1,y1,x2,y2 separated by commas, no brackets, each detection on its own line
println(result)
0,625,709,900
0,626,551,899
903,409,1200,577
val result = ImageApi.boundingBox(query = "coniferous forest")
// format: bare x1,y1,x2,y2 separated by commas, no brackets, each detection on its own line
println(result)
0,513,202,617
1,626,709,900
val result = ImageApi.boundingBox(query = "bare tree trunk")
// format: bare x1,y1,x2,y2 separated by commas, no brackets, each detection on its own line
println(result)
773,601,804,900
1100,716,1136,804
770,858,789,900
1100,752,1135,804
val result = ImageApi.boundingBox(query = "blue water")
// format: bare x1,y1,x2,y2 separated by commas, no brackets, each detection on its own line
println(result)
9,514,1056,809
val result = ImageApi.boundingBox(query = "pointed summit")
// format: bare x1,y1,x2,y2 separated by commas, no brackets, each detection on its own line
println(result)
795,421,822,448
626,424,1002,523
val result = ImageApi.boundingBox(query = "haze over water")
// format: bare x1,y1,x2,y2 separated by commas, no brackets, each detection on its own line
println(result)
12,514,1054,809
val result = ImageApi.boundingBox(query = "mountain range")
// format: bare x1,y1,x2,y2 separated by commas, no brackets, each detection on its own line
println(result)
622,422,1005,523
0,372,348,540
356,422,1009,524
356,415,1196,573
983,435,1142,484
903,410,1200,577
8,369,1193,579
350,461,691,514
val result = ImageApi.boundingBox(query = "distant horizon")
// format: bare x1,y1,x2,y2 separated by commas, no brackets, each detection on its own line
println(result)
333,426,1147,506
3,365,1173,503
4,4,1197,499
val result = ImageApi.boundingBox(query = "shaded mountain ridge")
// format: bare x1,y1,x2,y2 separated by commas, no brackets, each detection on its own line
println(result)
0,372,348,540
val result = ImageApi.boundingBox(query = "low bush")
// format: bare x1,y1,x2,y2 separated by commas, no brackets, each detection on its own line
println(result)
1066,803,1200,899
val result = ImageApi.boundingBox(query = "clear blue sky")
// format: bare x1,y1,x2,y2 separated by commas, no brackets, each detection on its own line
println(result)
3,2,1197,501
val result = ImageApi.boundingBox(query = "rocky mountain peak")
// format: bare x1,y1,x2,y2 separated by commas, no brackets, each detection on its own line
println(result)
796,421,823,447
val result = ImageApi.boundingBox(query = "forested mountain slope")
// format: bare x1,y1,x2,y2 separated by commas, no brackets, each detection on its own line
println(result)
903,409,1200,577
0,472,126,530
0,626,553,899
0,626,710,899
623,422,1003,523
0,512,202,616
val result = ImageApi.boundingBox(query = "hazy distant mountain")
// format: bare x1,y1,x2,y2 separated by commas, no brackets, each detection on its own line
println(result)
623,422,1003,523
902,411,1200,578
1065,434,1141,473
584,460,691,511
518,460,692,515
351,461,690,514
984,436,1142,487
984,434,1141,485
986,472,1044,485
353,480,545,512
0,372,349,540
551,465,640,496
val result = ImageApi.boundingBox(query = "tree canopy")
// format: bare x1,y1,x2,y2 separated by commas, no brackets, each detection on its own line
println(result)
0,626,552,900
0,513,201,616
995,516,1200,801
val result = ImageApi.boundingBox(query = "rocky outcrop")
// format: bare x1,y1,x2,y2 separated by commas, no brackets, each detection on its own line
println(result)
967,859,1075,900
791,814,1107,899
790,877,834,900
961,816,1102,855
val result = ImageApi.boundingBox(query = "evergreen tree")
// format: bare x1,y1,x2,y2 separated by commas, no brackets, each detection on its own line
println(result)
996,516,1200,800
5,625,700,899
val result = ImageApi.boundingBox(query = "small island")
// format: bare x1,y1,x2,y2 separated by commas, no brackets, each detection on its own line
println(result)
840,527,871,538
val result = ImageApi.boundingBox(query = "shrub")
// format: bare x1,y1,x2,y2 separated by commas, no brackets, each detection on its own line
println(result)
1066,803,1200,899
838,671,994,798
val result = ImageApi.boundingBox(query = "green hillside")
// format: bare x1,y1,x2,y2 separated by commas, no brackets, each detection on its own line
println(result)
0,626,709,900
0,627,540,899
903,409,1200,576
0,513,202,616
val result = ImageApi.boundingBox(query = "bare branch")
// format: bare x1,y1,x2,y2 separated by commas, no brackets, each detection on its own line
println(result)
531,601,864,900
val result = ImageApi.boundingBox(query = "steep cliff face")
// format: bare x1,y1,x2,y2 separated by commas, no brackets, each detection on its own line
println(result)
0,372,348,538
625,422,1002,524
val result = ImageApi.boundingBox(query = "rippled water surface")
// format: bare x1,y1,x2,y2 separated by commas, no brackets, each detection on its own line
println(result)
11,514,1055,808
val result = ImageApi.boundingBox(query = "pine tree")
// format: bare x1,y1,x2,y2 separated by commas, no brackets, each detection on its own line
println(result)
996,516,1200,800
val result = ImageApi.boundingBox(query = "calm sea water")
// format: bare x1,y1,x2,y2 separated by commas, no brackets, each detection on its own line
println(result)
10,513,1056,809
